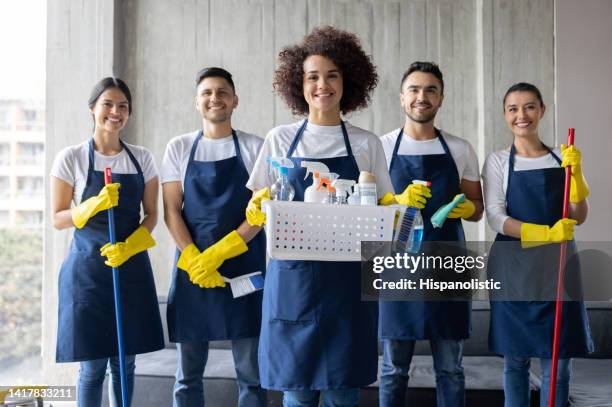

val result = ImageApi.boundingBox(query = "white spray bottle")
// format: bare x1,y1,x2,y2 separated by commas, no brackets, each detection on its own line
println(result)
347,184,361,205
331,179,356,205
301,161,330,203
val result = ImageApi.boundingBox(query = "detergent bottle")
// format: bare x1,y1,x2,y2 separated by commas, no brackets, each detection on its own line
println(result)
358,171,377,206
331,179,356,205
267,157,295,201
302,161,330,203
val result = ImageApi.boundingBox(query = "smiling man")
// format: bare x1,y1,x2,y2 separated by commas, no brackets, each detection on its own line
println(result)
378,62,484,407
161,67,267,407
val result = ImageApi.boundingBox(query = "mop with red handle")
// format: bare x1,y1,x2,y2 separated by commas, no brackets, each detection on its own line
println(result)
104,167,130,407
548,128,575,407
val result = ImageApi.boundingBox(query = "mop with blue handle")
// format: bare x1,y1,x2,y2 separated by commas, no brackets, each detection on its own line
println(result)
430,194,465,228
104,167,129,407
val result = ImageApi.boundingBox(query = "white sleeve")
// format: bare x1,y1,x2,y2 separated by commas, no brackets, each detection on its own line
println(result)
371,136,396,197
160,137,184,184
481,153,508,234
246,134,275,191
461,142,481,182
239,133,264,175
140,148,159,183
379,133,397,168
50,147,76,186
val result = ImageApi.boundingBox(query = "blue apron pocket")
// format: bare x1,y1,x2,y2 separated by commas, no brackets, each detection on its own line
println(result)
72,253,114,304
268,260,317,323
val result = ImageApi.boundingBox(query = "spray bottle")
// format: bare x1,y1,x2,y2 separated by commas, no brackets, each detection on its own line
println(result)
267,157,295,201
331,179,356,205
395,180,430,254
319,172,339,204
347,184,361,205
302,161,330,203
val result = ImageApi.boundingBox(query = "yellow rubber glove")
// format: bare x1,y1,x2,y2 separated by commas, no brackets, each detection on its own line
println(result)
520,218,577,249
395,183,432,209
561,144,590,203
196,271,226,289
448,195,476,219
379,192,397,206
191,230,248,286
246,187,270,226
100,226,156,267
176,243,202,281
71,183,120,229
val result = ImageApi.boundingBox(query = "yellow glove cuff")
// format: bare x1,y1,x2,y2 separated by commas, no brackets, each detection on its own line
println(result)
520,223,550,248
379,192,397,206
128,226,156,251
216,230,248,259
570,168,590,203
177,243,200,271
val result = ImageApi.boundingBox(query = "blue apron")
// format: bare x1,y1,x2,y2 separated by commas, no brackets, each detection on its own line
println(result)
167,130,266,342
488,144,593,358
259,120,378,390
379,128,472,340
56,139,164,362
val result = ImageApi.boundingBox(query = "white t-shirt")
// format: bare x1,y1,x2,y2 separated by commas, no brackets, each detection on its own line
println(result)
246,120,395,198
50,140,158,205
380,128,481,182
160,130,263,187
481,147,562,234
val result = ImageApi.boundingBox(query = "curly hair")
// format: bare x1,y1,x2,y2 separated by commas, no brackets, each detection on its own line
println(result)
273,26,378,116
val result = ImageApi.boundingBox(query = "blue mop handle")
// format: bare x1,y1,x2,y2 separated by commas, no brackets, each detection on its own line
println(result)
104,167,129,407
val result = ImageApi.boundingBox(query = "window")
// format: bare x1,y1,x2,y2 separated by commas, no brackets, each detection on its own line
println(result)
16,176,43,199
0,176,9,195
16,142,44,165
0,210,8,226
0,108,8,129
0,143,9,165
15,210,43,227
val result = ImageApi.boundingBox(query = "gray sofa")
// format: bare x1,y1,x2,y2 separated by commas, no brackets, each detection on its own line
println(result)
103,299,612,406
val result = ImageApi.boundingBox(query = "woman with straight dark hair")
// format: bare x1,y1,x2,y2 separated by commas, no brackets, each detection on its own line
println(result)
50,77,164,407
482,82,593,406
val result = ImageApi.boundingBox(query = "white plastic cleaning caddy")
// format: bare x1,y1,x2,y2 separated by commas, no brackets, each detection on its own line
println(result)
262,200,399,262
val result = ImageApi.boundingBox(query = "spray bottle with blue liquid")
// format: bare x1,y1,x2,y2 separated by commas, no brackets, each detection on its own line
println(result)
267,157,295,201
395,180,430,254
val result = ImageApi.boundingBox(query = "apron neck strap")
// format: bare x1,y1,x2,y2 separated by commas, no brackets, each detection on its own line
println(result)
389,127,449,170
287,119,353,158
508,141,561,192
87,137,143,175
189,129,241,163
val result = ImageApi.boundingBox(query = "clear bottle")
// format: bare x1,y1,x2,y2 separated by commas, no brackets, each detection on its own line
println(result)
347,184,361,205
407,209,424,254
395,207,424,254
270,167,295,201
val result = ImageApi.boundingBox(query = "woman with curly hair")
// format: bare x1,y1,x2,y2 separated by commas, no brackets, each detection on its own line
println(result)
245,26,394,406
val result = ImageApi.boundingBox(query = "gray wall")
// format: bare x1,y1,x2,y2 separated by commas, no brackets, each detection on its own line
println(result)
556,0,612,242
44,0,556,384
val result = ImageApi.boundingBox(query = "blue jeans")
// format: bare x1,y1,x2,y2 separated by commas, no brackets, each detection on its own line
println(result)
77,355,135,407
504,356,571,407
380,339,465,407
173,337,266,407
283,388,359,407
